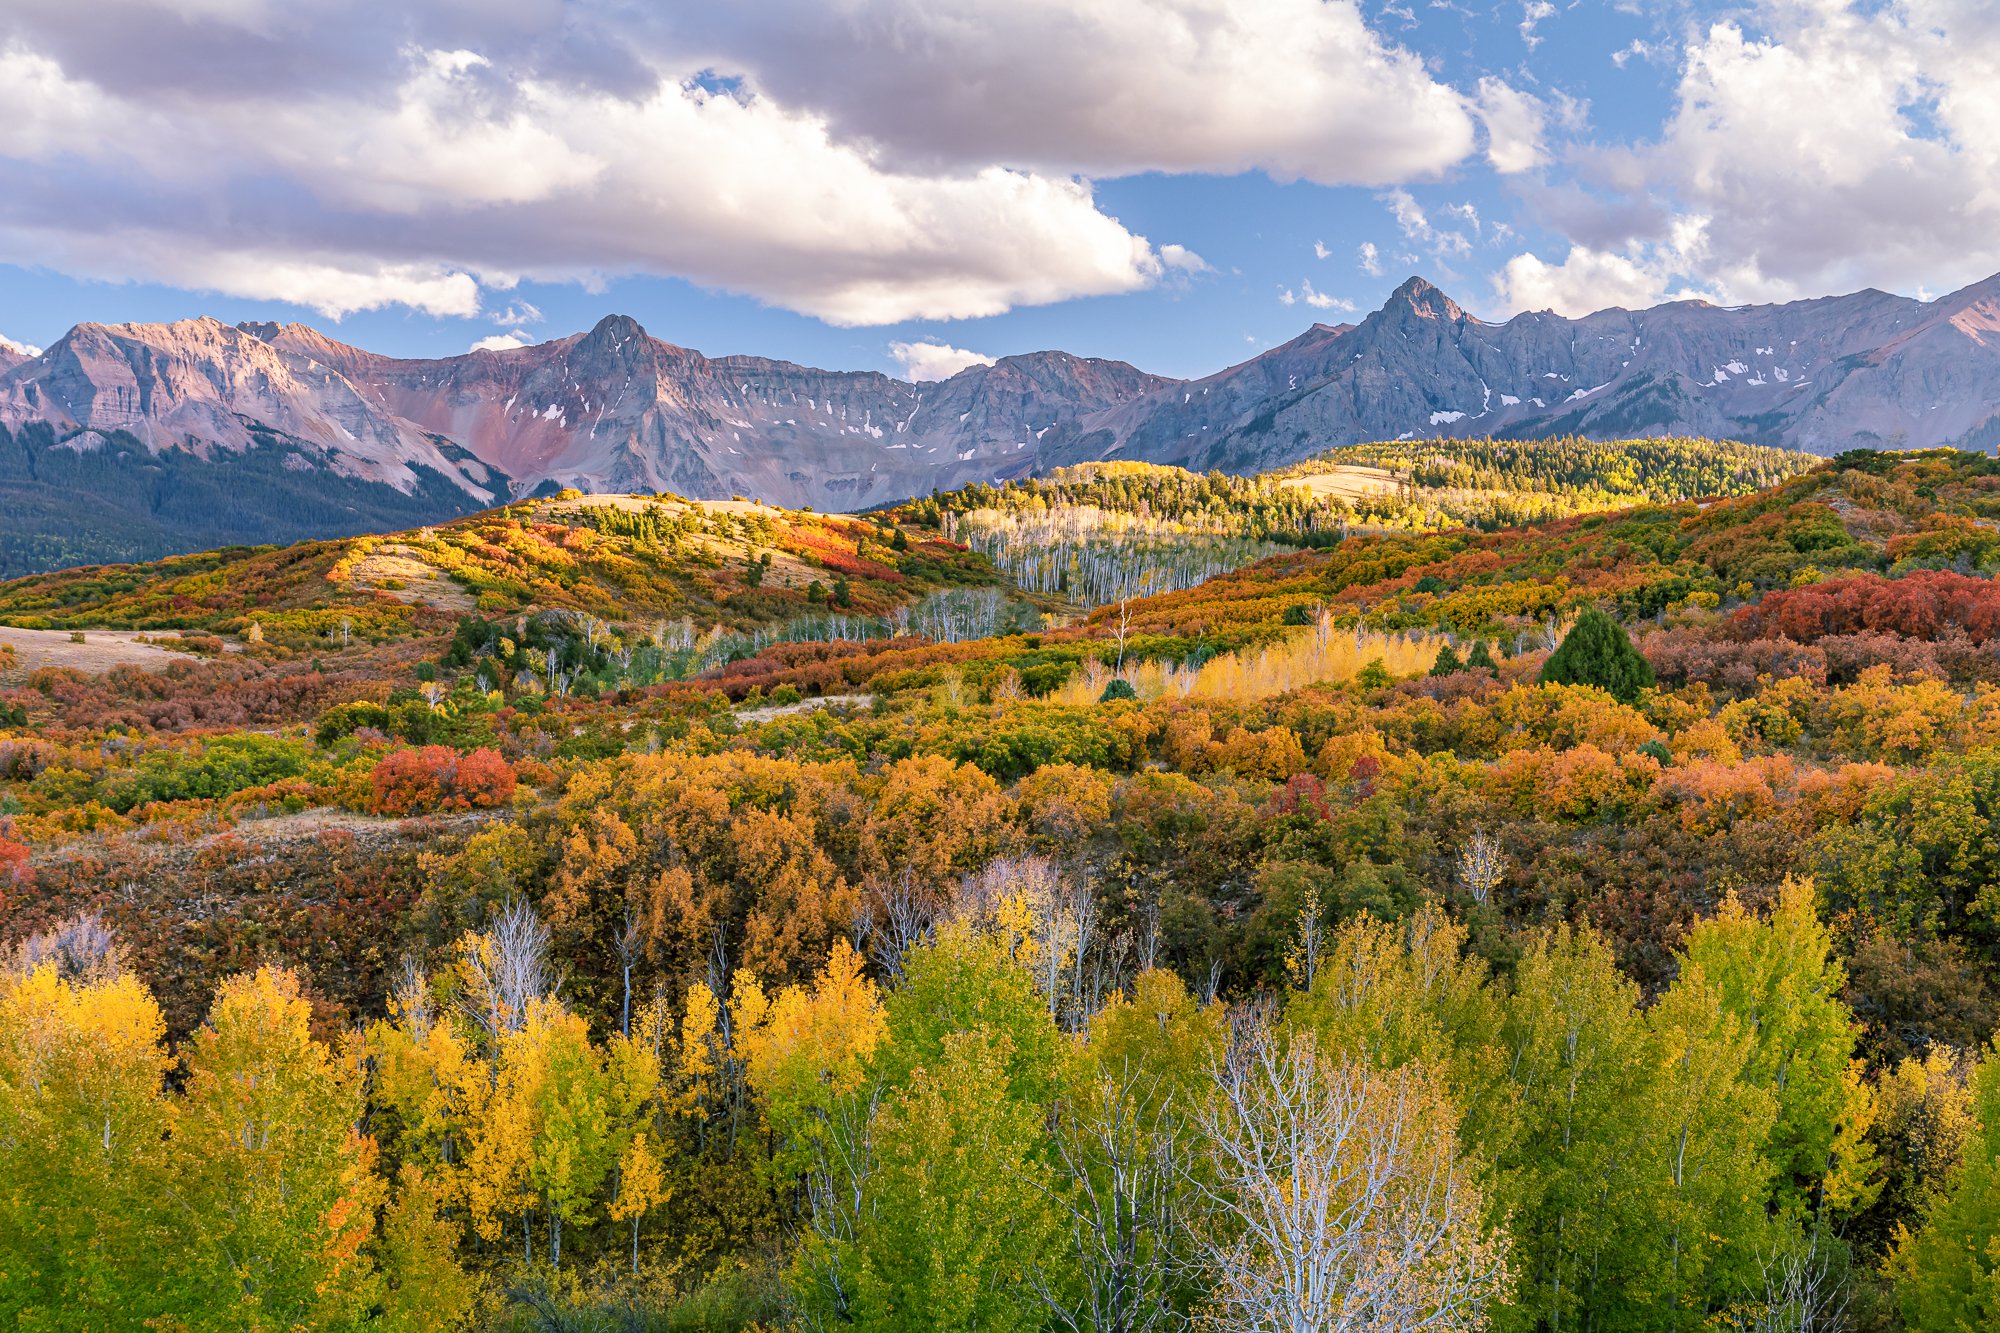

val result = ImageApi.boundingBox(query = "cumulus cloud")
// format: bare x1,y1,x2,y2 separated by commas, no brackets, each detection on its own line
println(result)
0,0,1476,326
472,330,534,352
1358,242,1384,276
888,340,997,381
493,301,544,327
1475,78,1547,175
1498,243,1713,316
1507,0,2000,311
0,333,43,358
671,0,1476,186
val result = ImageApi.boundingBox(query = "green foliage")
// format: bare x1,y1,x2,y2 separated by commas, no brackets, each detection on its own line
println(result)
1099,677,1138,703
1429,642,1464,676
1894,1043,2000,1330
1539,609,1655,702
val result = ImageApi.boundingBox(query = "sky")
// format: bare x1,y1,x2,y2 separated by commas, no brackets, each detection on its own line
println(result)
2,0,1998,381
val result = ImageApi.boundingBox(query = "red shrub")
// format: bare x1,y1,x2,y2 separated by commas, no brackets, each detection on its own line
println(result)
454,748,518,809
0,832,30,893
1731,571,2000,645
368,746,517,816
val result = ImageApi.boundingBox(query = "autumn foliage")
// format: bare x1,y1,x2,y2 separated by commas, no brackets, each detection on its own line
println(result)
1730,569,2000,644
368,745,516,816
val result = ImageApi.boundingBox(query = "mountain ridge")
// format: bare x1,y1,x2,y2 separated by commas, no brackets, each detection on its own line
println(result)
8,273,2000,573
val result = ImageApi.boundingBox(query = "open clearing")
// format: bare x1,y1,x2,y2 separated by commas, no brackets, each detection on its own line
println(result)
1279,465,1404,501
0,626,193,676
349,542,478,612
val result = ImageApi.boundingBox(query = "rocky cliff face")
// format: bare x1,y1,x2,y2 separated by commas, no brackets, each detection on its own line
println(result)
263,315,1171,510
1037,275,2000,472
0,318,503,502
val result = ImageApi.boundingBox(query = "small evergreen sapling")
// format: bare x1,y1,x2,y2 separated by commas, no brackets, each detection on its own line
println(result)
1538,609,1654,703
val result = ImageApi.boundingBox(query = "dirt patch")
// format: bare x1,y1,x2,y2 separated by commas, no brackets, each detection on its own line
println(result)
0,626,194,678
735,693,869,724
350,543,477,612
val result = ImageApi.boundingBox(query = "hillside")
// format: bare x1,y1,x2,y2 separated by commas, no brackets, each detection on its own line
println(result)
0,491,1005,649
887,437,1814,609
6,449,2000,1329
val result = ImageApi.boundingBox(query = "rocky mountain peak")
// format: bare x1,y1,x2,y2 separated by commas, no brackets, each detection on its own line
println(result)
1387,275,1466,323
580,313,649,349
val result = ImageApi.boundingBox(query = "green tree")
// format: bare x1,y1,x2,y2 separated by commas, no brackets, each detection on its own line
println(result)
1467,639,1498,671
1894,1041,2000,1331
1100,678,1138,703
854,1031,1062,1332
1680,878,1875,1221
1430,642,1465,676
832,576,853,608
1632,967,1777,1328
1494,925,1654,1333
1538,609,1655,703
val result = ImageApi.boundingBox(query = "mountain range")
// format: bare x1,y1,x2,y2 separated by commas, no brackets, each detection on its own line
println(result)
7,272,2000,574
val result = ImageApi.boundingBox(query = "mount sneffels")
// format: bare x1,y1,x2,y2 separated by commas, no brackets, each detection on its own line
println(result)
7,273,2000,574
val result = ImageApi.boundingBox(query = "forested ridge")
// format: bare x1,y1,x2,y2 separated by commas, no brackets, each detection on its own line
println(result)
3,447,2000,1330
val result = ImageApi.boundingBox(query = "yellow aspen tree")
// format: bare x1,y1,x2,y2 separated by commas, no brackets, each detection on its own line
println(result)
176,966,385,1330
0,960,181,1329
735,938,886,1177
373,1164,482,1332
462,1010,546,1260
608,1132,670,1275
521,1001,616,1267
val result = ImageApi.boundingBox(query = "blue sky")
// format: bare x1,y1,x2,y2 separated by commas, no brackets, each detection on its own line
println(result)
1,1,1994,381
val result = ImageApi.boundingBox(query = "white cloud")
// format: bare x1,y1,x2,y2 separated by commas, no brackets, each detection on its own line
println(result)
0,0,1479,327
1475,78,1547,175
1313,240,1331,260
888,340,997,381
1381,188,1470,257
1514,0,2000,309
1500,247,1685,316
1358,241,1384,276
1279,279,1354,312
0,333,42,358
1519,1,1557,50
493,301,544,327
1612,39,1655,69
676,0,1477,187
471,330,533,352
